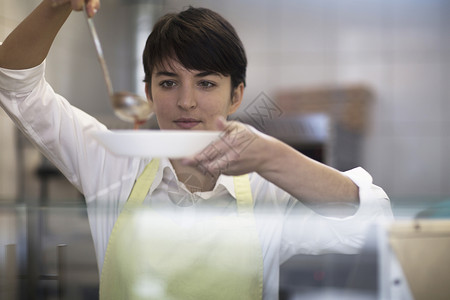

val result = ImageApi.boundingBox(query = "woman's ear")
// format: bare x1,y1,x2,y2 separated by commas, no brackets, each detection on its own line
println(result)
228,82,244,115
145,82,153,102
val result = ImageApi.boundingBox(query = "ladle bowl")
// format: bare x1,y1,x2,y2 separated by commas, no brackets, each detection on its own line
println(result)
84,6,153,126
111,91,153,124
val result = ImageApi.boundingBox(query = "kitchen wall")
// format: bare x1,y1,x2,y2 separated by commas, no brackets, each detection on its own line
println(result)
164,0,450,202
1,0,449,202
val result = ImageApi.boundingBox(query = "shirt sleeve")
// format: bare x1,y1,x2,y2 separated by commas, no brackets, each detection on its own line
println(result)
0,61,138,201
0,62,44,93
279,167,393,263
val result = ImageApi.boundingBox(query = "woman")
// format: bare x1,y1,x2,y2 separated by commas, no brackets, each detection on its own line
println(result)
0,1,393,299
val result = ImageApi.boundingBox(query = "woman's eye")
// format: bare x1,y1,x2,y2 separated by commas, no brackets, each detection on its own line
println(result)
198,81,215,88
159,80,176,88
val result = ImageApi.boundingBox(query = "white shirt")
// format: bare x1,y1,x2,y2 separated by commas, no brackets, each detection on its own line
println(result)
0,61,393,299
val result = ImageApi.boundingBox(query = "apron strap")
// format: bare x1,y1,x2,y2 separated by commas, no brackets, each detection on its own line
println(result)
127,158,160,206
233,174,254,217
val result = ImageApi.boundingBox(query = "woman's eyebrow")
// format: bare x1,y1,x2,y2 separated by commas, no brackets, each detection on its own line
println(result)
194,71,221,78
154,70,222,78
154,71,178,77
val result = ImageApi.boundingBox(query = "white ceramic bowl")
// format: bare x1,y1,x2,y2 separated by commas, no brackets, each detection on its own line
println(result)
91,130,221,158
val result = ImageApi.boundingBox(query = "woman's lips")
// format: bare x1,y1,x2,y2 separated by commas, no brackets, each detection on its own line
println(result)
174,118,201,129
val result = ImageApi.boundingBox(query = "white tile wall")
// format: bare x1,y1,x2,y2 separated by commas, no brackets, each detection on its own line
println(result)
231,0,450,199
362,135,397,194
443,137,450,196
391,136,444,198
279,0,336,54
391,62,443,124
335,0,388,54
391,0,443,56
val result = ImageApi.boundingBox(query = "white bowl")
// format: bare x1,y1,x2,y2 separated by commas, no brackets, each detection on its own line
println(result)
91,130,221,158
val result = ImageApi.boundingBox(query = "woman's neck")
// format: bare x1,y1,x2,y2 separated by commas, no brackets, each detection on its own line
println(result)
170,159,219,193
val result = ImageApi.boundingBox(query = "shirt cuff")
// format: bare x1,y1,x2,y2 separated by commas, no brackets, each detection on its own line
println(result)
343,166,373,189
0,60,46,93
342,167,391,217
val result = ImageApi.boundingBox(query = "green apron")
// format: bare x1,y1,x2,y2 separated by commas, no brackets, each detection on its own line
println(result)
99,159,264,299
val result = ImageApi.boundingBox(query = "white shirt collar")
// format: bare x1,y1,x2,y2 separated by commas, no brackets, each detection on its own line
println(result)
149,157,236,199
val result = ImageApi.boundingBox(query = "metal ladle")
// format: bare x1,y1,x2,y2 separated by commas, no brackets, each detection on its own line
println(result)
84,7,152,128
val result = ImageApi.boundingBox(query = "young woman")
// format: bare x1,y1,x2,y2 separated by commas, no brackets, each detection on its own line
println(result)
0,1,393,299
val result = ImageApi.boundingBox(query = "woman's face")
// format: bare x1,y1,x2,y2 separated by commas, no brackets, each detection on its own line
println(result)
147,59,243,130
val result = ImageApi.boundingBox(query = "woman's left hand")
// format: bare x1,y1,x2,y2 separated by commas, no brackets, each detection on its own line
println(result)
182,116,359,211
182,116,275,178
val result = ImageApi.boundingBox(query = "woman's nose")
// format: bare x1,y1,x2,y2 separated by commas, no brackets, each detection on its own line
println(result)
177,86,197,110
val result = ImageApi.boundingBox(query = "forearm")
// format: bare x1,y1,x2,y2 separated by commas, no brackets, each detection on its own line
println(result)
257,138,359,213
0,0,72,69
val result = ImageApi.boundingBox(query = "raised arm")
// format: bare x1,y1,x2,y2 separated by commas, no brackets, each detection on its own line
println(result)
184,117,360,215
0,0,99,70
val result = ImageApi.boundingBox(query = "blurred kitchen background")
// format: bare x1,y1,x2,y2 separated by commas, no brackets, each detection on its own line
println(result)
1,0,449,299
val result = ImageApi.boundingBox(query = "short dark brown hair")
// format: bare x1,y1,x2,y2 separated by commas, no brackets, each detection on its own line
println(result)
142,7,247,90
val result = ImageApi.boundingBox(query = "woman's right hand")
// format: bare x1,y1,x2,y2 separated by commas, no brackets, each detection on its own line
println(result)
1,0,101,69
50,0,100,17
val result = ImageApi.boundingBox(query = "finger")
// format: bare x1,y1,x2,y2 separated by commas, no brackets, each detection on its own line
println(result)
86,0,100,17
179,139,218,166
202,151,239,176
183,141,224,166
214,115,228,131
181,121,229,166
180,157,195,166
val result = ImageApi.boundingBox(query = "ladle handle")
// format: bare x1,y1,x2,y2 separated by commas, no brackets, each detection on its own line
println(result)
84,7,114,97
